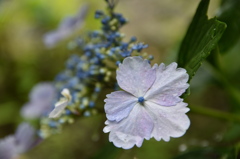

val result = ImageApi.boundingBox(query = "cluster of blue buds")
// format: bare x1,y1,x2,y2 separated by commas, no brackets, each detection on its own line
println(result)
39,0,153,138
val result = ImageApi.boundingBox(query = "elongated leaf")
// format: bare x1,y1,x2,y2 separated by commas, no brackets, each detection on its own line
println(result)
217,0,240,53
177,0,226,81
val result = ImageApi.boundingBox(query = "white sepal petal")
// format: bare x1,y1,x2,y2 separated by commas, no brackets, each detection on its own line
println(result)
145,62,189,106
145,101,190,141
104,103,154,149
117,56,156,97
49,88,71,118
104,91,137,122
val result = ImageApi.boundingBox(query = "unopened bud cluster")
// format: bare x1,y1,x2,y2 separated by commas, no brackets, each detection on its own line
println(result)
40,3,153,138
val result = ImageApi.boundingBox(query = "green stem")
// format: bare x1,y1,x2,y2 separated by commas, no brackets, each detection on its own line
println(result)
205,62,240,105
190,105,240,123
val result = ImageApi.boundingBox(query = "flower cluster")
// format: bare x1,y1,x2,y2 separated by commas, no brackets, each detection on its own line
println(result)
39,0,152,138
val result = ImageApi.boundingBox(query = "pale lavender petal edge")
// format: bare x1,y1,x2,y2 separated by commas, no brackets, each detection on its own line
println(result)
145,101,190,141
103,104,154,149
145,62,189,106
116,56,156,97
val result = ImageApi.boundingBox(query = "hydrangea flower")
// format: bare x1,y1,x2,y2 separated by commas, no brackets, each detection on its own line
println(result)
103,56,190,149
0,123,40,159
21,82,57,119
49,88,72,118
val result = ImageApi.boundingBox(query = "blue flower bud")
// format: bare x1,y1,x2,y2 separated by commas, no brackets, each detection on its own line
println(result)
95,10,104,19
119,17,127,24
132,43,148,52
89,101,95,108
130,36,137,42
101,17,110,25
116,61,121,66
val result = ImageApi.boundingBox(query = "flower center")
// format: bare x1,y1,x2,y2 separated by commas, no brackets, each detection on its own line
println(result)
138,97,145,104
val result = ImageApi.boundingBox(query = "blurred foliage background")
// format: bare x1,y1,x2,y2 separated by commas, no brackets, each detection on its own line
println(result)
1,0,240,158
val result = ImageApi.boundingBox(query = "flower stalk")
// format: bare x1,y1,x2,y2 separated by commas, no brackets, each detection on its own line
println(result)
190,105,240,123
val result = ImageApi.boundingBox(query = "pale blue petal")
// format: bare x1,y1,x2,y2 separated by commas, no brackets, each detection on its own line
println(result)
21,82,57,119
117,56,156,97
58,4,88,30
15,123,39,153
104,91,137,122
104,104,154,149
21,102,51,119
29,83,56,103
43,4,88,48
145,62,189,106
145,101,190,141
0,136,17,159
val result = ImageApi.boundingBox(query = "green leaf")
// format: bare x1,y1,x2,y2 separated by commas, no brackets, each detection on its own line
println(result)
206,45,220,68
177,0,226,81
218,0,240,53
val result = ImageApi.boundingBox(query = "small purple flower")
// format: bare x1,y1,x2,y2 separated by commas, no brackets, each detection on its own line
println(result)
21,83,57,119
0,136,16,159
43,4,89,48
103,56,190,149
0,123,41,159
